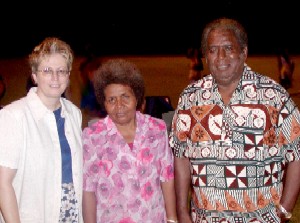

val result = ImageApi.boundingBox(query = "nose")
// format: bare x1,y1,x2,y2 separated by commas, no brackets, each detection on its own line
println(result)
217,47,226,59
51,71,59,80
115,97,124,107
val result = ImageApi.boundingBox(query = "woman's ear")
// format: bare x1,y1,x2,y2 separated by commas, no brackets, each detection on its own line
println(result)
31,74,37,84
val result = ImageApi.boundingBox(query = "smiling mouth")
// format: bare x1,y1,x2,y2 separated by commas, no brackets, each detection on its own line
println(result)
50,84,60,87
217,64,229,70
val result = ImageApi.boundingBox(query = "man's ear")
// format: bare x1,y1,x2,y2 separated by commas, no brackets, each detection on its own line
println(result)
243,47,248,57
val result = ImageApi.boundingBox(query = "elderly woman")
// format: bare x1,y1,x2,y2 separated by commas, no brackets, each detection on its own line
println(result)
0,37,83,223
82,58,177,223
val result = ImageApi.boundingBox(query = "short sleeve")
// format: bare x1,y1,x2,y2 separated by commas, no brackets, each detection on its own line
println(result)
281,98,300,161
82,127,97,192
0,109,23,168
160,130,174,182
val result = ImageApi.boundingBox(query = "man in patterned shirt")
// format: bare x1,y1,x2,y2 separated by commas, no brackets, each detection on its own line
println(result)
170,17,300,223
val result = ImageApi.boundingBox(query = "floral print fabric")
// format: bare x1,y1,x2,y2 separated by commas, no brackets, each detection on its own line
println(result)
59,183,79,223
83,111,174,223
170,66,300,223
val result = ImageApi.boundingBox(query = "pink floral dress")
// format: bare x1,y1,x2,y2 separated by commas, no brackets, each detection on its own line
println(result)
83,111,174,223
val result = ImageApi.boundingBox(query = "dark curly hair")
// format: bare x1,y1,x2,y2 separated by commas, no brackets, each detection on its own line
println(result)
93,59,145,110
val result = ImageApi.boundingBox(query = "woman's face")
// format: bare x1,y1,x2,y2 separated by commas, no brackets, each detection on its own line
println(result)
32,53,70,102
104,83,137,126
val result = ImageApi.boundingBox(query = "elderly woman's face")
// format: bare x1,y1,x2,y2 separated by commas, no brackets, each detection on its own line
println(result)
104,83,137,125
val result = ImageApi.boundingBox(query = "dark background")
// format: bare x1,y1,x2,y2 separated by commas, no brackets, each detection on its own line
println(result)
1,1,298,58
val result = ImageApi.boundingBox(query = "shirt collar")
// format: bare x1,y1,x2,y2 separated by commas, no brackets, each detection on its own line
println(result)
26,87,71,122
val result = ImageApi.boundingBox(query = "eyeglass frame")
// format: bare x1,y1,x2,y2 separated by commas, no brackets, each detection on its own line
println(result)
36,67,70,77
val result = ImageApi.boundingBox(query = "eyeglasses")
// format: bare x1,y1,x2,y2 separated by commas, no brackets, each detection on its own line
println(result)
37,67,70,77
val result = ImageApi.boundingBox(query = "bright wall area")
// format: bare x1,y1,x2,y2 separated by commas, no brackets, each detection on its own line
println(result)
1,55,300,127
2,54,300,218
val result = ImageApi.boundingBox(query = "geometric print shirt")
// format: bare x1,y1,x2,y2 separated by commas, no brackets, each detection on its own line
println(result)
169,65,300,223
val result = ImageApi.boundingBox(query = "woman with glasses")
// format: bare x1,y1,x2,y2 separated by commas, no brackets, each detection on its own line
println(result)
0,37,83,223
82,59,177,223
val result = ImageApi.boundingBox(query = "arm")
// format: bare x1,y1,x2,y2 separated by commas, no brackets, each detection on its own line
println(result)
0,166,20,223
278,160,300,221
174,156,192,223
83,191,97,223
161,179,177,222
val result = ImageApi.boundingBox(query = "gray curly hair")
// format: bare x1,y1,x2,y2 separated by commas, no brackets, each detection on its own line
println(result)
201,17,248,56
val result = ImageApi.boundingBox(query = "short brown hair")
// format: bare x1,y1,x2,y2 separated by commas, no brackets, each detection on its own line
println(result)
28,37,74,73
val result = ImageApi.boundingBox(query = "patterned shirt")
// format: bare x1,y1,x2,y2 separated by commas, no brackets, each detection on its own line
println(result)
170,66,300,223
83,111,174,223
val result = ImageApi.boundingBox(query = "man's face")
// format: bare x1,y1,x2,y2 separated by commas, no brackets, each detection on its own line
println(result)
205,29,247,88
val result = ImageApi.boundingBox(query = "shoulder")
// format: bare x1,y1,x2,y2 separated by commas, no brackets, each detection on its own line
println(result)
257,72,282,87
82,117,108,136
1,97,27,116
242,70,288,95
181,74,213,95
138,112,167,131
61,98,82,128
61,98,81,114
243,67,280,84
0,97,29,129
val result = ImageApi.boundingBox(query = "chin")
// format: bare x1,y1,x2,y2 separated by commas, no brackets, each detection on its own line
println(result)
48,92,64,98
